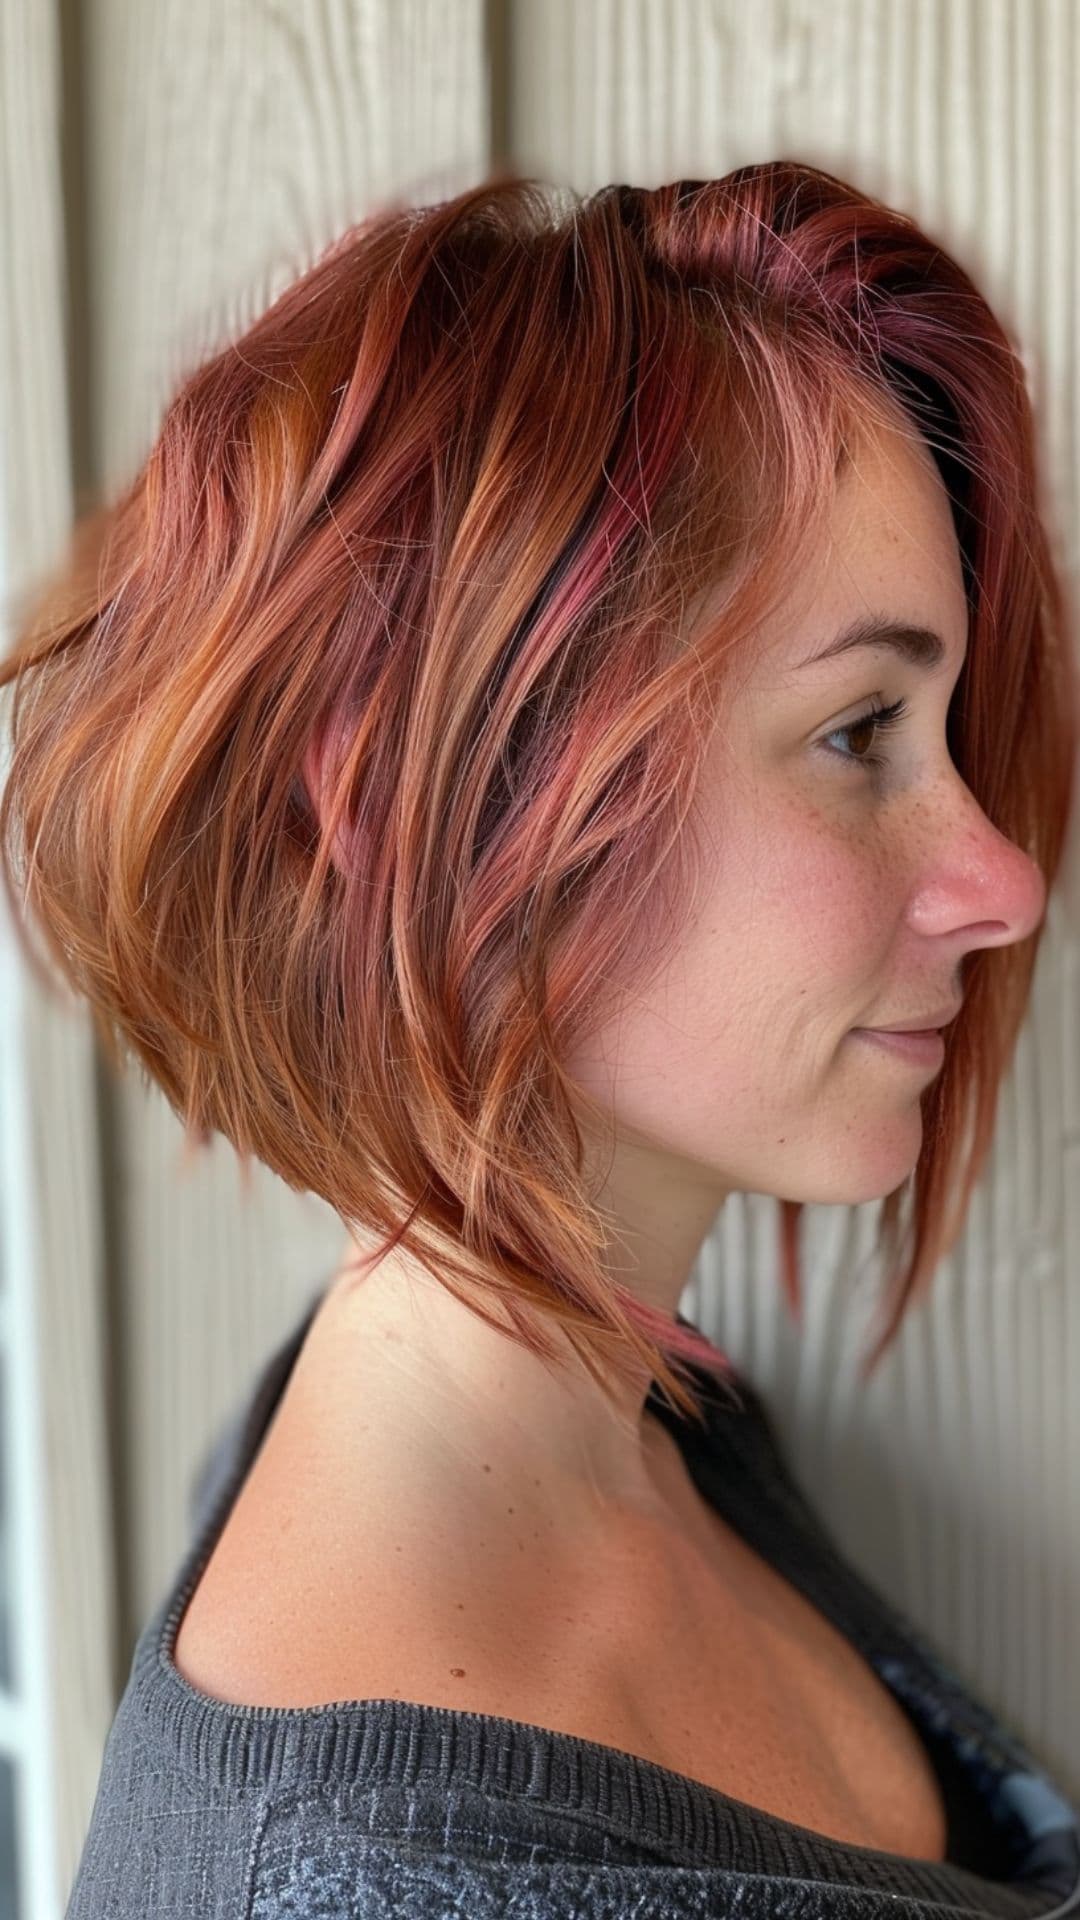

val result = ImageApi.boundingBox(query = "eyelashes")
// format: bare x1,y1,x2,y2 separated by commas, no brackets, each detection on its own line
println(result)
819,696,910,773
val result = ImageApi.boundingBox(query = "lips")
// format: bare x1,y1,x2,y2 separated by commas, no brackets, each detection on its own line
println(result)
868,1005,962,1034
853,1027,946,1067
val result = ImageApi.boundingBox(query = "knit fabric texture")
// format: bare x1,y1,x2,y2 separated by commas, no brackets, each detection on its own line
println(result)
65,1279,1080,1918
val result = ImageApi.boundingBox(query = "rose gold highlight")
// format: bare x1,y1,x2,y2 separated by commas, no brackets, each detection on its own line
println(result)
1,163,1076,1428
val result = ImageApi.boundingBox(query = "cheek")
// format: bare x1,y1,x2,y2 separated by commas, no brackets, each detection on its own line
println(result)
679,794,892,1030
569,801,892,1131
557,779,903,1128
560,786,930,1201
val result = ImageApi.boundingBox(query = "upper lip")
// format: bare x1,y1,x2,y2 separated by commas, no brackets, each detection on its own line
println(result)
867,1004,963,1033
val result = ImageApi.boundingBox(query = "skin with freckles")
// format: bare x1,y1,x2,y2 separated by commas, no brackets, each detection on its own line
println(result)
173,400,1047,1857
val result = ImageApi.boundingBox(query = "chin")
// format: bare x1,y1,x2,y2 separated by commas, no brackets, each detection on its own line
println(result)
796,1127,923,1208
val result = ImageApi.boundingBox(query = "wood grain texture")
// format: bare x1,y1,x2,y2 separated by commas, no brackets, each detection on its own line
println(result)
508,0,1080,1804
83,0,491,1654
4,0,1078,1902
6,0,490,1899
1,1,117,1909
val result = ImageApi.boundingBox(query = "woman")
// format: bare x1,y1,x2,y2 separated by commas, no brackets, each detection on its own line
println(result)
4,162,1080,1916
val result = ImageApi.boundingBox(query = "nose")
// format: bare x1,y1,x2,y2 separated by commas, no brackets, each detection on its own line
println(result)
905,780,1048,953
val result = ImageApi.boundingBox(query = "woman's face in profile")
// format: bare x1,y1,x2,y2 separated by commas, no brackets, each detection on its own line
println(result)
563,406,1047,1212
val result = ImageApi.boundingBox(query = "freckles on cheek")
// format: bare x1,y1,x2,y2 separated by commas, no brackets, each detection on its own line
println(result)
760,792,884,942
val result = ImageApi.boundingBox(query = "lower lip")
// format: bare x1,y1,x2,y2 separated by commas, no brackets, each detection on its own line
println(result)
852,1027,946,1066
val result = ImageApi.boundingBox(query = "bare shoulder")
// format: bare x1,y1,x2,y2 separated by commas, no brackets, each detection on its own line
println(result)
172,1325,596,1715
172,1286,948,1863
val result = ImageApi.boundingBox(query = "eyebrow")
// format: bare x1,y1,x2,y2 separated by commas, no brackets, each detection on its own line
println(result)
798,615,949,674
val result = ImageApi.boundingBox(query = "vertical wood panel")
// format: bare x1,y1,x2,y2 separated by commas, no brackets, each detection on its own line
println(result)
0,1,116,1908
55,0,490,1899
87,0,491,1643
507,0,1080,1798
6,0,1079,1901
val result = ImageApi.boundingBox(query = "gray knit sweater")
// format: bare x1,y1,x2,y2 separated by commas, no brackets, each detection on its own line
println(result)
65,1280,1080,1917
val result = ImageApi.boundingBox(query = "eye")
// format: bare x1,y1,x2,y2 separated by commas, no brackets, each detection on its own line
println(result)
819,696,910,773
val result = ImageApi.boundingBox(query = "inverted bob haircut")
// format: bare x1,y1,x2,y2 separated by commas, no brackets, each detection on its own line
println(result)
1,162,1076,1430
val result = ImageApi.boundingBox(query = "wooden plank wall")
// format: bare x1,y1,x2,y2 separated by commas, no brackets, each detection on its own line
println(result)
1,0,1077,1902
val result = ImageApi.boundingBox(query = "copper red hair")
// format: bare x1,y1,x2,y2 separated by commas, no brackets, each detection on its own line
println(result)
1,163,1075,1426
